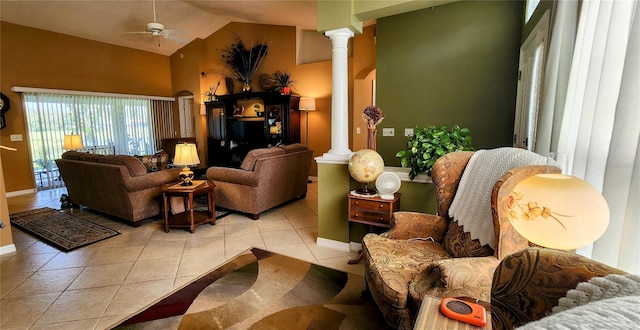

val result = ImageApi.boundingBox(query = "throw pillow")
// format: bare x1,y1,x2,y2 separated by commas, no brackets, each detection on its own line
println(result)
135,151,168,172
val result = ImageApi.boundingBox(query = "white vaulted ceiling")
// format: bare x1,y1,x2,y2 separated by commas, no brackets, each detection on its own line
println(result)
0,0,319,56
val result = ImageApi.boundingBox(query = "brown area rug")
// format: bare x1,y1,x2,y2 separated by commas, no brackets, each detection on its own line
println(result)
9,207,120,252
112,247,390,329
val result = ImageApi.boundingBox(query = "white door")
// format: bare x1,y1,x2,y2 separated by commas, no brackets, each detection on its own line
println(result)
178,96,195,137
513,10,550,150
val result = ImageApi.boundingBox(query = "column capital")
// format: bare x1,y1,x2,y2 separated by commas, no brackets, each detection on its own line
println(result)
324,28,355,40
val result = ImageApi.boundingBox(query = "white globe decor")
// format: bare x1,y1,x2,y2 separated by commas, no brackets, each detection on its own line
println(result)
348,149,384,195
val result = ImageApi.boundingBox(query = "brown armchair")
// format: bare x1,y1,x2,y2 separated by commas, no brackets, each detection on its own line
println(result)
362,150,552,329
491,247,627,330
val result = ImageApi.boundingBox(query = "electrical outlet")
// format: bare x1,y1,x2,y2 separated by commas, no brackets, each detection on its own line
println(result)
404,128,414,136
356,127,361,134
10,134,23,142
382,128,395,136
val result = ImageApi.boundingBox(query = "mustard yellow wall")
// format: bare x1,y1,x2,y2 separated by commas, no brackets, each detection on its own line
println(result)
170,23,356,177
0,22,173,192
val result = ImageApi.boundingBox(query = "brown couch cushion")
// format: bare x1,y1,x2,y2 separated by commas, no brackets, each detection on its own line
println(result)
443,220,494,258
279,143,308,153
79,153,103,162
61,151,86,160
99,155,147,177
240,147,286,171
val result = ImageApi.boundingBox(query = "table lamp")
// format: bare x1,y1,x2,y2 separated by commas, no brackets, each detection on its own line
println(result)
173,143,200,186
508,173,609,250
63,134,83,151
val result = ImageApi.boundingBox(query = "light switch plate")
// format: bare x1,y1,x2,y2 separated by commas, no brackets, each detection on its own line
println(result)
10,134,23,141
404,128,414,136
382,128,395,136
356,127,361,134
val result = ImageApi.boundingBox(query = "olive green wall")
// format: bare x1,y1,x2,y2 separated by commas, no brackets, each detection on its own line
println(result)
374,1,524,166
318,163,351,243
349,178,436,242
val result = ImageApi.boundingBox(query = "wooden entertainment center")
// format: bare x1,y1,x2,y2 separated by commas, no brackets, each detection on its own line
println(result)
204,93,300,167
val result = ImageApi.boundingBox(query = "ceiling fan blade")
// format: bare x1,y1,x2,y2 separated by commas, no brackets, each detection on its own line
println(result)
164,34,187,44
163,29,185,35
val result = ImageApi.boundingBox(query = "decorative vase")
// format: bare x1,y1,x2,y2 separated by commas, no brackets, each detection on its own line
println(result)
367,128,377,151
242,82,252,93
225,77,234,94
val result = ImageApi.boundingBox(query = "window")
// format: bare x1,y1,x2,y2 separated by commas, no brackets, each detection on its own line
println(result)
21,91,174,189
525,0,541,23
513,10,550,150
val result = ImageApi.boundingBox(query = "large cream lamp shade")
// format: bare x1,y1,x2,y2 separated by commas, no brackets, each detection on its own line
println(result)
508,173,609,250
173,143,200,186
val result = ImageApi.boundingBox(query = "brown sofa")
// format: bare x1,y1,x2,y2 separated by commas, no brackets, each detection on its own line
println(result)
206,144,313,219
56,151,180,226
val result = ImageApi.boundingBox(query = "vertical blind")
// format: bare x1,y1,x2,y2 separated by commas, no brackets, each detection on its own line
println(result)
22,92,174,190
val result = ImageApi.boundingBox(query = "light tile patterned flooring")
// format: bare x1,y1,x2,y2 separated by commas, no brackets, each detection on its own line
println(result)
1,182,364,329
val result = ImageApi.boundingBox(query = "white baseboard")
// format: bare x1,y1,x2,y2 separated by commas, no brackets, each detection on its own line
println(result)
0,244,16,255
350,241,363,252
6,188,36,197
316,237,351,252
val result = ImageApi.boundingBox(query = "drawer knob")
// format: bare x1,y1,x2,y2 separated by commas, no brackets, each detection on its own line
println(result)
354,213,359,217
379,204,384,208
380,217,384,221
354,201,359,205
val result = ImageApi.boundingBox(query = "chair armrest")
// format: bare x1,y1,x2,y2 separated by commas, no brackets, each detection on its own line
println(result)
380,212,449,242
410,256,499,304
490,247,627,330
206,167,258,187
124,168,180,192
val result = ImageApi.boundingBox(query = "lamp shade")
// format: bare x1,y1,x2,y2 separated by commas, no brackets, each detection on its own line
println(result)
173,143,200,166
63,134,83,150
299,97,316,111
508,174,609,250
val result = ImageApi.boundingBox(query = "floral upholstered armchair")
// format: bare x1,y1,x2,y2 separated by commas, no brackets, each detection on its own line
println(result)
362,149,554,329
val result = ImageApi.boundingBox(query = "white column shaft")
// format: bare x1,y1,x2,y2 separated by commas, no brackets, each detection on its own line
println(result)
322,28,354,161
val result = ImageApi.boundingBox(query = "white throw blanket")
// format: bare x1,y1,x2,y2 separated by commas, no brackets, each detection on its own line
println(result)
448,148,549,249
517,274,640,330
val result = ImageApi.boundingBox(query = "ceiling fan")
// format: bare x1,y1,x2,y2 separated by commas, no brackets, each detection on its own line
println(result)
128,0,186,47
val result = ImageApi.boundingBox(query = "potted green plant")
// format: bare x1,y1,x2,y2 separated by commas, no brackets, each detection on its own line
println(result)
272,71,295,95
396,125,474,180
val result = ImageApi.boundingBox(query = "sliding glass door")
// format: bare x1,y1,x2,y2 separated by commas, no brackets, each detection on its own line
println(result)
22,92,168,190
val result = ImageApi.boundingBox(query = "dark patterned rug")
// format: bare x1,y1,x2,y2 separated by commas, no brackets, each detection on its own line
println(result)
112,248,389,329
9,207,120,252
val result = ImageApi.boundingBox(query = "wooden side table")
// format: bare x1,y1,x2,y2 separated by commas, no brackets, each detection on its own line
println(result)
414,296,491,330
161,180,216,233
347,192,400,264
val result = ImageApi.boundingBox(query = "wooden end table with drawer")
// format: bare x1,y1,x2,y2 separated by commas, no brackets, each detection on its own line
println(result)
347,192,401,264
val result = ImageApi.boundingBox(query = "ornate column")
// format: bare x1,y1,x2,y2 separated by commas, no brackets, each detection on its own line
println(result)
321,27,354,161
